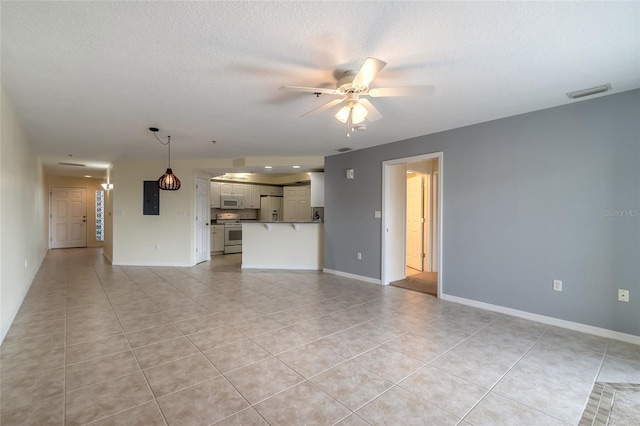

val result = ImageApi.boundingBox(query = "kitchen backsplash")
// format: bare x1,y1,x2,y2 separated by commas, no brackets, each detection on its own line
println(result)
211,208,258,220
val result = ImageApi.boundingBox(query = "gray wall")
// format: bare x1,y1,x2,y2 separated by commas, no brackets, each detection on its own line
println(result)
325,89,640,336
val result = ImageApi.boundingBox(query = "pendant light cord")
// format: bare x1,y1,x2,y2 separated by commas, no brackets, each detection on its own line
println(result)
152,131,172,167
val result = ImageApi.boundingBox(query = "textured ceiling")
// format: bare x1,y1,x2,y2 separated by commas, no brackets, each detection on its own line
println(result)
2,1,639,178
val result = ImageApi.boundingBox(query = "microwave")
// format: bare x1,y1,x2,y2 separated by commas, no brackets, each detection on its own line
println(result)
220,195,243,209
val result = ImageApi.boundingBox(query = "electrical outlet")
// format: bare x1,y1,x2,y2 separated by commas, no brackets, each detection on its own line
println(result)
357,252,362,260
553,280,562,292
618,289,630,302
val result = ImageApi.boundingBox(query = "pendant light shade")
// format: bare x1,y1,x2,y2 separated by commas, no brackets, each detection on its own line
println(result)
158,168,181,190
150,127,181,191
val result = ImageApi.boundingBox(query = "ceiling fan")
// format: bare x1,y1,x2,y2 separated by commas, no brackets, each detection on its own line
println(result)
279,57,435,135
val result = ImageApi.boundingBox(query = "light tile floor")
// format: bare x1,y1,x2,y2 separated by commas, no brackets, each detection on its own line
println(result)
1,248,639,425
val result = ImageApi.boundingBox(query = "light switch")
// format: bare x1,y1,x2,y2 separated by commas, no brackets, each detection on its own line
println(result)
374,211,381,218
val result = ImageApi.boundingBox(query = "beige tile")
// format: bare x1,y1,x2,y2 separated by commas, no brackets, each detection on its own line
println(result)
163,304,211,322
213,408,268,425
251,327,311,355
255,381,350,424
202,339,271,373
157,376,249,425
174,313,226,335
1,331,65,360
356,386,460,425
3,319,66,342
88,401,166,426
607,340,640,363
119,312,171,332
187,325,246,351
598,355,640,382
352,345,425,383
125,323,183,348
216,307,263,324
144,354,220,397
0,394,64,426
400,366,488,417
465,392,567,425
65,372,154,426
277,340,347,379
12,308,65,326
229,317,285,338
335,414,371,426
310,361,393,411
66,350,140,391
66,333,131,365
226,357,305,404
0,367,65,411
66,318,123,345
0,346,65,381
133,336,199,369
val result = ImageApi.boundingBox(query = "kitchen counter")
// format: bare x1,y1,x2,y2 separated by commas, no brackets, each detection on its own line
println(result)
242,222,323,270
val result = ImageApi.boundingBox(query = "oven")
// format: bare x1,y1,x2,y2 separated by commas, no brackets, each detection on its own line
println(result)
216,213,243,254
223,223,242,254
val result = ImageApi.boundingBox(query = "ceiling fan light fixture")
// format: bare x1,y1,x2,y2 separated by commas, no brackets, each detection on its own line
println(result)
335,105,351,123
351,103,368,124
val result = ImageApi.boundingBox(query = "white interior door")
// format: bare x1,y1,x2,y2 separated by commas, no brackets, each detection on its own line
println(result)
382,163,407,284
51,187,87,248
431,170,440,272
406,175,423,271
195,177,210,264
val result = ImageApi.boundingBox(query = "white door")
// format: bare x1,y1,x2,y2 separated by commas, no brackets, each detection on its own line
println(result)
195,177,210,263
406,175,423,270
51,187,87,248
382,163,407,284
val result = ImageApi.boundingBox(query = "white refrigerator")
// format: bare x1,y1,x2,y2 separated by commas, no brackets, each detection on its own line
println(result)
259,196,283,222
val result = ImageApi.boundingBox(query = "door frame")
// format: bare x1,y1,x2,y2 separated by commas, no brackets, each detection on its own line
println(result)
194,176,210,264
382,152,443,295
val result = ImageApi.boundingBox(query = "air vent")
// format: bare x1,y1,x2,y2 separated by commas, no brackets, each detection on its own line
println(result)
58,162,86,167
566,84,611,99
335,147,352,152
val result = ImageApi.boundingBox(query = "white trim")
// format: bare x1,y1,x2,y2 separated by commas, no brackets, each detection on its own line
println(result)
441,294,640,345
323,268,383,285
242,264,322,270
381,152,443,291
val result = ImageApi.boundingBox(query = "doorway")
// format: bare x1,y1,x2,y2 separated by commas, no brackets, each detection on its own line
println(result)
382,153,442,296
195,177,210,264
50,187,87,248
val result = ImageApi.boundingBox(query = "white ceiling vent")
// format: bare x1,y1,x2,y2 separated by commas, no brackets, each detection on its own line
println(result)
58,162,86,167
566,84,612,99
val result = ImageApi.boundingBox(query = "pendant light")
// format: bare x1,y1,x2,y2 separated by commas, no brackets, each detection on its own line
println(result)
149,127,181,190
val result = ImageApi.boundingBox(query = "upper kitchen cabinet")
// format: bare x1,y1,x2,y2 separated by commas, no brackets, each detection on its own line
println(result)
210,182,221,208
221,183,244,196
260,186,283,196
243,185,261,209
310,172,324,207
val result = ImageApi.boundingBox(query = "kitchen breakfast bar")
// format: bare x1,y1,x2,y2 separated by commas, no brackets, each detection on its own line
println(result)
241,222,323,270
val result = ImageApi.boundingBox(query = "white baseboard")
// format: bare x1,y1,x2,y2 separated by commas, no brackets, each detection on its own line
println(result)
242,264,321,270
0,285,30,345
441,294,640,346
323,268,383,285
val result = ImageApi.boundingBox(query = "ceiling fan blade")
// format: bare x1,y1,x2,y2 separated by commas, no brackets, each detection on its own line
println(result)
279,86,339,95
352,57,387,87
300,98,344,118
368,85,436,97
359,98,383,122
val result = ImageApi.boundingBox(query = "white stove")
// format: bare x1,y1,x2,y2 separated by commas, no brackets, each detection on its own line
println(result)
216,213,242,254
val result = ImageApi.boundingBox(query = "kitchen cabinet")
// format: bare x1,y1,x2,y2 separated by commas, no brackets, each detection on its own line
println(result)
283,185,311,222
220,183,244,196
210,182,221,208
260,186,283,196
310,172,324,207
211,224,225,253
245,185,261,209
